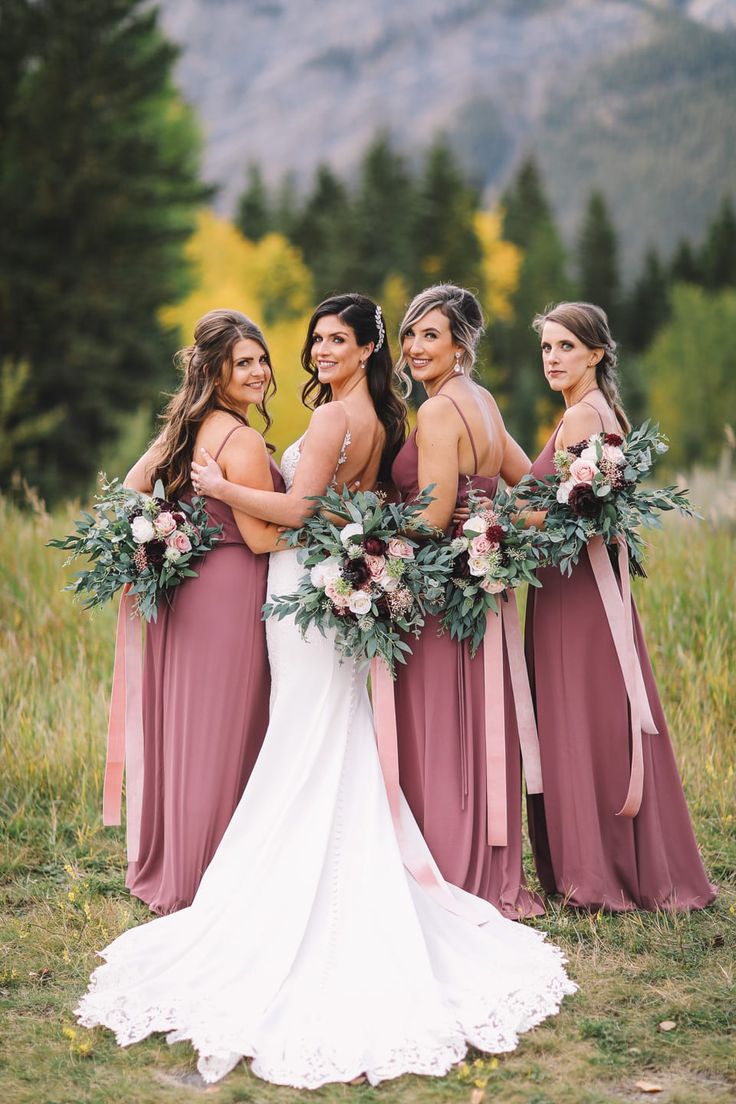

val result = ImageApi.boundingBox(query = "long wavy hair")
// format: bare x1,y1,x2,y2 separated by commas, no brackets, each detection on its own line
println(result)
395,284,486,397
150,309,276,497
531,301,630,432
301,293,407,482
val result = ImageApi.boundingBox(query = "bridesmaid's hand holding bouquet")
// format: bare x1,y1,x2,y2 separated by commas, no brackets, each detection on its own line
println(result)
438,488,544,656
49,477,222,621
262,486,454,676
517,420,696,576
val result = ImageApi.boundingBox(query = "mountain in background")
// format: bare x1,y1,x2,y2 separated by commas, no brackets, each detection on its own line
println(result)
158,0,736,273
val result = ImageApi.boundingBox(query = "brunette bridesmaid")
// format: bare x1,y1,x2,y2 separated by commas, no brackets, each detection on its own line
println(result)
524,301,716,911
124,309,285,914
391,285,543,918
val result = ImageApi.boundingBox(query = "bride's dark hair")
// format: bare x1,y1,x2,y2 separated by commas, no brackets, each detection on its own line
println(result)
301,293,407,483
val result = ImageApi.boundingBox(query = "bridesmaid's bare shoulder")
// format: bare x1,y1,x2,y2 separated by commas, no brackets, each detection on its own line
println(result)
559,402,603,449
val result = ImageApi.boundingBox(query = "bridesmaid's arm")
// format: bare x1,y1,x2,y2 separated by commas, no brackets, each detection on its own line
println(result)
192,404,348,529
500,432,531,486
412,399,461,532
219,428,287,554
125,443,160,493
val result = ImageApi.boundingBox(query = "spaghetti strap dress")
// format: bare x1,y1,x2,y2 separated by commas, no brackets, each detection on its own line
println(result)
391,395,543,919
525,417,716,911
126,425,285,914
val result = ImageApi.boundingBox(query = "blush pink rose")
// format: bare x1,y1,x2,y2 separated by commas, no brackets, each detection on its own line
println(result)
481,577,505,594
325,580,349,608
167,531,192,554
365,553,386,577
569,457,598,484
470,534,493,557
154,511,177,536
387,537,415,560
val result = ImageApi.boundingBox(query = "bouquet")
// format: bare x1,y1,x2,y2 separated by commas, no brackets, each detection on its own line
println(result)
438,487,544,656
49,477,222,621
262,486,454,675
517,420,696,576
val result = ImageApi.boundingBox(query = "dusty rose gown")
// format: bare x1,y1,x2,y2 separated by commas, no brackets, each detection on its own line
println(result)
126,425,285,914
391,400,543,919
525,425,716,911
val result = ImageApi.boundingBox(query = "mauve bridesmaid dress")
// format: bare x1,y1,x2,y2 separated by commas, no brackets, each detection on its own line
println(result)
525,426,716,911
126,426,285,914
391,413,543,919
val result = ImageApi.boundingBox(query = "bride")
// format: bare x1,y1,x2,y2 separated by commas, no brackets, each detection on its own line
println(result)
76,293,576,1089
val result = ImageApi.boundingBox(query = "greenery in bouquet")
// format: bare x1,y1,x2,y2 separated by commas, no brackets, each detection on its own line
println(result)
48,477,222,621
516,420,696,576
262,486,454,676
438,487,545,657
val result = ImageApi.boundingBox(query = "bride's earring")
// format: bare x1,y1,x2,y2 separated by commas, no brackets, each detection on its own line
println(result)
454,352,463,374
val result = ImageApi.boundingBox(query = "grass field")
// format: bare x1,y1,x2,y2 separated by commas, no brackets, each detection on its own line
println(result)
1,482,734,1104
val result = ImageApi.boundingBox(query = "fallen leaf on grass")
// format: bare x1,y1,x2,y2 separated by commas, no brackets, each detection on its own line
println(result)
634,1080,663,1094
657,1020,677,1032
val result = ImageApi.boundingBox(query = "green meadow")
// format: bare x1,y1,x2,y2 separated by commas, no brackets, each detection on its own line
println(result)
1,478,734,1104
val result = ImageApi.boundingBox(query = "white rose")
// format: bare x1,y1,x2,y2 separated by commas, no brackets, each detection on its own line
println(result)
310,562,328,588
556,480,573,505
602,443,625,465
468,556,488,577
322,556,343,583
131,515,156,543
340,522,364,546
376,570,399,592
347,589,372,615
462,514,488,537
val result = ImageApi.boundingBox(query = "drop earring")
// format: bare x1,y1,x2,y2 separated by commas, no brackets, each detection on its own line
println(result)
454,352,462,374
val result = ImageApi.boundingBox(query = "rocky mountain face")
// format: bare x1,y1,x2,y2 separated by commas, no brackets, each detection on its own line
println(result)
158,0,736,272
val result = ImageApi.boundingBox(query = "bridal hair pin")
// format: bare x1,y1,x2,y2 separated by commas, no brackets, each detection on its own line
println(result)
374,305,385,353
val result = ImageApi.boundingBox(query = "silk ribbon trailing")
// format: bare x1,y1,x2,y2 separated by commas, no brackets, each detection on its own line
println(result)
103,585,145,861
481,592,544,847
586,535,658,817
370,657,488,925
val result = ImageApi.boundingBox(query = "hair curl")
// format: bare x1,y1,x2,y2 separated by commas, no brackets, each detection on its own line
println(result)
531,301,630,432
395,284,485,397
301,293,407,483
150,308,275,497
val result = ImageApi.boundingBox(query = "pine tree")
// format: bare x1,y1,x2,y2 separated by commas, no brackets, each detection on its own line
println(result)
412,138,483,294
577,191,621,327
701,196,736,289
624,247,671,353
353,133,415,298
291,164,359,300
491,157,572,448
235,163,271,242
0,0,206,501
670,239,701,284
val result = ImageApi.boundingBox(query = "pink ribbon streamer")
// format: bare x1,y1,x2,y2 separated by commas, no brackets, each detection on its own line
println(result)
587,536,658,818
370,657,487,925
481,594,544,846
103,586,145,861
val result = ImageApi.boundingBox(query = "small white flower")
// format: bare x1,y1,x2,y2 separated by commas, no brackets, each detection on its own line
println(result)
164,546,181,563
348,589,372,615
346,543,363,560
462,514,487,537
131,516,156,543
376,569,399,592
340,522,364,546
310,556,342,588
450,536,469,554
468,556,488,577
556,480,573,505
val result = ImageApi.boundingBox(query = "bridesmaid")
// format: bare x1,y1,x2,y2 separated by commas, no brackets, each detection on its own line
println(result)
124,309,285,914
391,284,543,918
524,300,716,911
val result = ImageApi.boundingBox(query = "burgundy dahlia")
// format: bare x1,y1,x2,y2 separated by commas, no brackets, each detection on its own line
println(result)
567,483,601,518
146,539,168,566
455,551,471,579
342,556,371,586
486,524,505,544
363,536,387,556
604,432,624,446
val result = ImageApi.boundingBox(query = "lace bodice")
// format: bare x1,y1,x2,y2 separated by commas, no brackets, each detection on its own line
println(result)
280,430,352,493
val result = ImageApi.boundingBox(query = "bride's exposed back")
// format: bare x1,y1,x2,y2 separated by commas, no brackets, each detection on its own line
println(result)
76,293,576,1089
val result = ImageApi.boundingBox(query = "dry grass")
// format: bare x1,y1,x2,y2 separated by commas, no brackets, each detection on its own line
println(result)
1,484,734,1104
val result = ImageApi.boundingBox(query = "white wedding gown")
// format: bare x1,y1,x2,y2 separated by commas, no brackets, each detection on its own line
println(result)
76,440,576,1089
